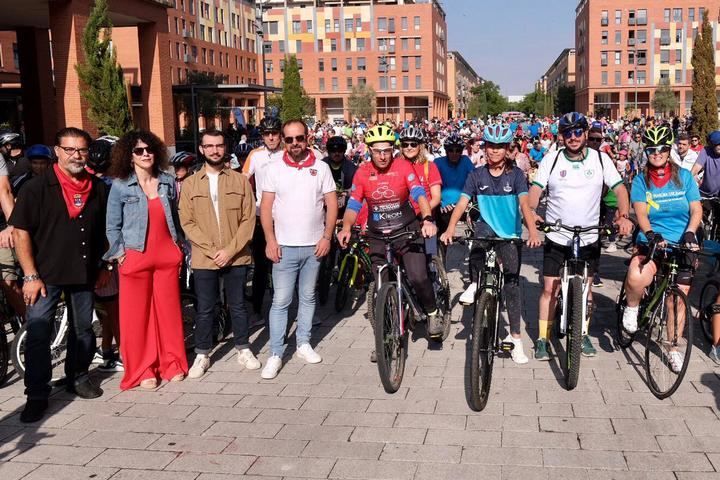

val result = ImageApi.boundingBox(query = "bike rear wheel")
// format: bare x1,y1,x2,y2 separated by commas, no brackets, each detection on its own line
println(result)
615,282,637,349
565,277,584,390
0,322,8,386
698,279,719,344
470,290,497,411
429,255,451,342
12,302,68,379
375,282,407,393
317,252,334,306
334,257,355,313
645,286,693,399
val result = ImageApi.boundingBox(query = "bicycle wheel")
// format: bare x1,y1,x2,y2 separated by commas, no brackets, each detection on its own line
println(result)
180,292,198,351
0,322,8,387
334,257,355,313
430,255,451,342
645,286,693,399
615,282,637,349
565,277,584,390
698,279,719,344
12,303,68,379
469,290,497,411
374,282,407,393
366,280,377,332
317,253,333,306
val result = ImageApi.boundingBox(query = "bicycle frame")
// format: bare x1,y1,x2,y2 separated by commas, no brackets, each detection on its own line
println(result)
558,234,591,337
338,238,371,289
476,245,504,350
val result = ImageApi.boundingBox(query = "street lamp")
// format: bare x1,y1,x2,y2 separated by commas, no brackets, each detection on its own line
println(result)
379,55,388,120
256,0,270,115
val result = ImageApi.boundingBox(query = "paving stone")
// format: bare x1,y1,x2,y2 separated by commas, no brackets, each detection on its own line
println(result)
11,444,104,465
302,397,371,412
21,464,117,480
329,458,417,479
172,393,244,407
323,411,396,427
185,405,261,423
625,452,714,471
0,461,39,480
414,463,501,480
350,426,427,444
253,408,328,425
74,431,161,449
571,404,645,419
542,449,627,470
656,435,720,453
121,403,198,420
301,440,383,460
276,424,354,442
466,415,539,432
281,383,347,398
502,431,579,449
165,452,255,474
579,433,660,451
247,456,335,478
147,434,232,453
461,446,543,466
503,403,573,417
392,413,466,430
424,428,501,447
203,421,283,438
87,448,178,469
224,437,308,456
539,417,613,434
10,427,90,446
611,418,691,435
109,470,198,480
380,443,461,463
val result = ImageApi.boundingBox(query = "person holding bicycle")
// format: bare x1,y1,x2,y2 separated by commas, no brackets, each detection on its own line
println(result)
337,125,439,341
691,131,720,237
528,112,633,361
622,126,701,372
440,125,541,364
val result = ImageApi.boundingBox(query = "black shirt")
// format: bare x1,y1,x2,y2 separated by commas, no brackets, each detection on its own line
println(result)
9,168,108,286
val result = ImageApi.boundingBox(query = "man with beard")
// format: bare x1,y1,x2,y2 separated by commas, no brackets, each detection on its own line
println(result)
179,130,258,378
259,119,337,379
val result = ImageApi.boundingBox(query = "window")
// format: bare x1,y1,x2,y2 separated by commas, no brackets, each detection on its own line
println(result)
660,50,669,63
331,58,337,71
390,76,396,90
387,57,396,71
296,40,302,53
414,16,420,30
297,59,303,71
415,75,421,88
614,51,621,65
700,8,706,19
401,17,408,30
319,78,325,91
356,18,362,32
403,76,409,89
673,8,682,22
347,78,353,89
628,30,635,45
292,21,301,34
265,78,274,88
318,59,324,72
402,56,409,71
279,40,285,53
380,77,388,90
345,18,353,32
660,69,670,82
331,77,338,91
628,10,636,25
601,71,608,85
325,19,330,32
660,29,670,45
615,30,621,45
637,9,647,25
414,38,421,50
637,29,647,44
357,38,365,51
675,28,683,43
346,58,352,70
689,8,695,22
601,31,608,45
402,38,409,50
676,49,682,64
378,17,387,31
307,20,313,33
345,39,351,50
627,71,635,85
331,39,337,51
615,9,621,24
663,8,670,22
415,56,421,69
317,39,323,51
263,41,272,54
388,18,395,33
334,19,340,32
358,57,366,71
601,10,608,26
637,70,646,85
614,71,621,86
358,77,366,86
600,51,608,66
675,69,682,84
280,59,285,71
637,50,647,65
264,60,273,73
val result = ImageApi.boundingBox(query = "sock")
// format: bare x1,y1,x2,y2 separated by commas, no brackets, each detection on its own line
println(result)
427,309,438,316
538,319,551,341
196,353,208,359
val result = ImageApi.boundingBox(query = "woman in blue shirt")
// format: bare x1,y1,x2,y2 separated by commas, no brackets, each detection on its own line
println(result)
621,126,702,372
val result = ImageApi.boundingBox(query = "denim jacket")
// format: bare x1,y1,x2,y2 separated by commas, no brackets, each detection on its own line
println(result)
104,171,181,261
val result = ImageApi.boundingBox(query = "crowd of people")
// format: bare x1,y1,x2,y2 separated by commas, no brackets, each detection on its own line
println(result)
3,107,720,423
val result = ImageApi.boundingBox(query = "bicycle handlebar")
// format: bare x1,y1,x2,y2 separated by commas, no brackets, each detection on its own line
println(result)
640,240,697,266
457,236,524,246
364,229,418,242
537,220,616,236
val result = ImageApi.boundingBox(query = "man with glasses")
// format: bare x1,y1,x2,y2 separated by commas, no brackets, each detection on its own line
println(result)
434,133,475,240
528,112,633,361
259,119,337,379
242,116,283,327
672,133,699,171
690,134,703,153
10,128,110,422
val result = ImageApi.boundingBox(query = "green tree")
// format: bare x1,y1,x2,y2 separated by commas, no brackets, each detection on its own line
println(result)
75,0,132,136
279,55,315,122
467,81,508,118
691,10,718,139
179,71,230,120
652,79,679,116
348,84,377,120
555,85,576,115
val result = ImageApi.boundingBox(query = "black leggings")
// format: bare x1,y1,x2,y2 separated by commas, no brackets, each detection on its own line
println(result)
251,220,272,313
469,242,523,335
368,231,437,314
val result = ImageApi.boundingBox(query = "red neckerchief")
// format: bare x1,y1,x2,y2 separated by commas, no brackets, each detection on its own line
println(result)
649,163,671,189
283,149,316,169
53,164,92,219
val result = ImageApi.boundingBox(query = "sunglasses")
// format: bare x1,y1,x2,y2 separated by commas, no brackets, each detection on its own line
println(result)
284,135,307,144
370,147,394,156
132,147,154,156
446,147,463,153
561,128,585,139
328,148,345,154
587,136,603,142
644,146,671,156
401,141,420,149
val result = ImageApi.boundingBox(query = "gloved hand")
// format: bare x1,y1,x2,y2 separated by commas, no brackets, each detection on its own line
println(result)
646,230,664,246
682,231,699,251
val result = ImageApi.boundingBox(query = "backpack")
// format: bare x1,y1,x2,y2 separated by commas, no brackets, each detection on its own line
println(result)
546,146,612,199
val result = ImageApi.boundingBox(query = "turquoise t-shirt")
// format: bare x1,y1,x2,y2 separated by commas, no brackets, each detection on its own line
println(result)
435,155,475,207
630,168,700,244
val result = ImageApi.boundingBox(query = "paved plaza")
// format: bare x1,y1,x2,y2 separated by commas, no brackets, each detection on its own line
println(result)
1,242,720,479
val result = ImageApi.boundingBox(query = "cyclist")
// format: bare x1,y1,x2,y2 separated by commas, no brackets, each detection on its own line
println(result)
434,133,475,237
12,144,53,195
440,125,541,364
691,131,720,231
528,112,633,360
170,151,196,195
621,126,701,372
232,143,253,172
336,125,439,347
322,135,358,218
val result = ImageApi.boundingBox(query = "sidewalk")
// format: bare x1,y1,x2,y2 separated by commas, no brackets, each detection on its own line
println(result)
1,241,720,479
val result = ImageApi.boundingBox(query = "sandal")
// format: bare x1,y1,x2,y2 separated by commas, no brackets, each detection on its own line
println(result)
139,378,158,389
170,373,185,382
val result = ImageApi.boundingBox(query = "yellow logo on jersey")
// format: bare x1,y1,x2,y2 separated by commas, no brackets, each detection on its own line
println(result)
646,192,660,210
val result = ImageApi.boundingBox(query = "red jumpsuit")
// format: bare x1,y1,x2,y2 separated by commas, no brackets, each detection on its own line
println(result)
118,197,187,389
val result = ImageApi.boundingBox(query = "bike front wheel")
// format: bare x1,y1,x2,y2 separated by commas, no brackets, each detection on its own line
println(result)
334,257,355,313
429,255,452,342
469,290,497,411
0,321,8,386
565,277,584,390
374,282,407,393
317,252,334,306
12,302,68,379
645,286,693,399
698,279,719,344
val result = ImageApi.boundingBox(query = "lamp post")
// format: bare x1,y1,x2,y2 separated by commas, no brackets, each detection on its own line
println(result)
256,0,270,115
379,55,388,121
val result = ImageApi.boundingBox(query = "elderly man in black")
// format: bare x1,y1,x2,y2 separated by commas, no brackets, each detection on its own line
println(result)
10,127,110,423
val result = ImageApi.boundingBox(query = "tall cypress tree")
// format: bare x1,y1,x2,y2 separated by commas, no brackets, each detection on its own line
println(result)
76,0,133,136
280,55,314,122
691,10,718,140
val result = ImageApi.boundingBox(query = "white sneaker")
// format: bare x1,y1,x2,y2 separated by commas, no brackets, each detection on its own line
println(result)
504,335,529,364
261,355,282,379
188,355,211,379
237,348,261,370
622,306,639,334
668,350,684,373
296,343,322,364
605,243,618,253
459,283,477,306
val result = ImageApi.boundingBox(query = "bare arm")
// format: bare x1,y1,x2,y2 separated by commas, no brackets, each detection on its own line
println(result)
429,185,441,210
260,191,281,263
440,195,470,243
633,201,652,235
0,175,14,248
688,200,703,234
13,227,46,305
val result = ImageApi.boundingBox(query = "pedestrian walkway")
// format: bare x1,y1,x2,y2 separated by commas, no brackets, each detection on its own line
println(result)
1,242,720,479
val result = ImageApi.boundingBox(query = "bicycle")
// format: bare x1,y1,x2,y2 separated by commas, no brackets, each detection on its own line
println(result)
369,229,451,393
696,245,720,344
701,196,720,242
334,227,373,313
539,221,615,390
463,235,524,411
616,241,694,399
317,226,343,306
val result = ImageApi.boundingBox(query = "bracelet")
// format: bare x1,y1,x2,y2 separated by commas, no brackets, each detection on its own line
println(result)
422,215,434,223
322,233,332,241
22,274,41,283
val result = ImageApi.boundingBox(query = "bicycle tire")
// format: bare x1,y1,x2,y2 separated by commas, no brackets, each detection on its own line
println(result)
698,279,719,344
615,282,636,349
317,253,333,306
645,286,693,399
366,281,377,332
334,257,355,313
469,290,497,411
374,282,407,393
565,276,584,390
180,292,198,351
0,323,8,387
430,256,451,342
12,305,68,379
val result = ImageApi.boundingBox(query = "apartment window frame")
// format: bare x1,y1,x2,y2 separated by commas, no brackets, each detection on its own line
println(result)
357,57,366,71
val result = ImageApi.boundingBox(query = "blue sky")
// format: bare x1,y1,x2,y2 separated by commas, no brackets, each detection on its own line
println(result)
445,0,576,96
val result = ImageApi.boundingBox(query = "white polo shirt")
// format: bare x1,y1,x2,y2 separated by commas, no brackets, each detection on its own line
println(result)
242,146,283,215
262,152,336,246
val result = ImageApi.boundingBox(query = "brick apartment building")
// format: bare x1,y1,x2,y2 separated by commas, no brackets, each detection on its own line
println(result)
447,50,483,119
259,0,449,122
537,48,576,95
575,0,720,119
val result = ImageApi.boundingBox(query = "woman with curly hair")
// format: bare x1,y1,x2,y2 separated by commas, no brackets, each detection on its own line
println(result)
104,130,188,390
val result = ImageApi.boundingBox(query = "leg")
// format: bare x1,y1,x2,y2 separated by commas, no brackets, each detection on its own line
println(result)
401,241,437,313
23,285,63,399
251,222,269,314
539,241,565,342
295,247,322,347
268,247,300,357
222,266,250,350
64,287,96,384
498,242,522,337
192,269,221,355
623,255,656,307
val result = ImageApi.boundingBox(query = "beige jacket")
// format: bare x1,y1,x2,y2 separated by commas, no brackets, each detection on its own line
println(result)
179,166,255,269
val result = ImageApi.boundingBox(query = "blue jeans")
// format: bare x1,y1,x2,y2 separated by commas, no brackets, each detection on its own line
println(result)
193,266,249,354
268,246,321,357
24,285,94,399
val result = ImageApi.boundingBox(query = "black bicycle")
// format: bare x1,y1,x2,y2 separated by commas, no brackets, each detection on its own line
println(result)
701,196,720,242
464,235,524,411
697,248,720,344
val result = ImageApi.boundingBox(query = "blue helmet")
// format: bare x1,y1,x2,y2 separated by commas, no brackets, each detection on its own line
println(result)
482,125,513,144
26,144,53,160
708,131,720,146
558,112,588,132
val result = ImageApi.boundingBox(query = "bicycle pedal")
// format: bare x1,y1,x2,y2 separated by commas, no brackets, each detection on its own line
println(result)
500,342,515,352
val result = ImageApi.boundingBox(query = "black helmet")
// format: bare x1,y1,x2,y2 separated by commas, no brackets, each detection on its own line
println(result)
233,142,252,159
443,133,465,149
558,112,588,132
0,131,19,147
170,151,196,168
87,135,118,173
326,136,347,152
259,116,282,134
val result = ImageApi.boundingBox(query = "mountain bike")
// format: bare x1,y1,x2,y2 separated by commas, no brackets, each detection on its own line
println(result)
540,221,615,390
701,196,720,242
334,227,372,312
616,241,694,399
317,226,342,306
0,309,22,387
464,235,524,411
696,246,720,344
369,229,451,393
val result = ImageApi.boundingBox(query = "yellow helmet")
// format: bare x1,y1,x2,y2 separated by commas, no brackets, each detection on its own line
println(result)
365,125,396,145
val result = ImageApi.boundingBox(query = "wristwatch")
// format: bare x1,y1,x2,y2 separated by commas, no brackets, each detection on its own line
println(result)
22,273,41,283
422,215,434,223
322,233,332,241
104,262,115,272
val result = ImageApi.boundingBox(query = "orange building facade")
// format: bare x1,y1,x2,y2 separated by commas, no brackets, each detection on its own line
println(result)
260,0,449,122
575,0,720,118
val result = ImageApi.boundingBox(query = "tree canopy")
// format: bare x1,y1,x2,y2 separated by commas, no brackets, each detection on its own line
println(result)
691,10,718,139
